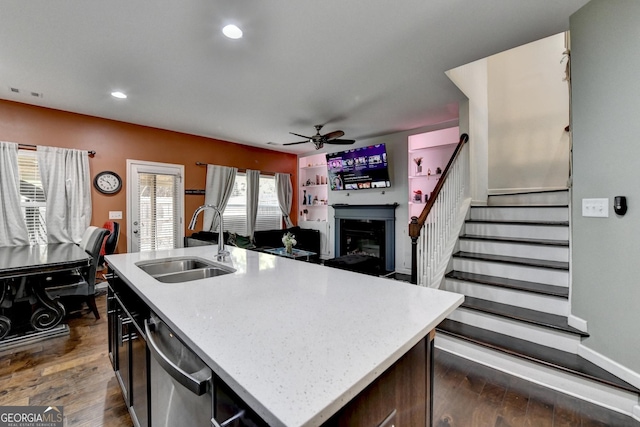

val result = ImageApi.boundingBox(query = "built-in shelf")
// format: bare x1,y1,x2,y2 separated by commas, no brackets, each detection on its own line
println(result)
408,127,459,222
409,173,441,179
299,153,328,223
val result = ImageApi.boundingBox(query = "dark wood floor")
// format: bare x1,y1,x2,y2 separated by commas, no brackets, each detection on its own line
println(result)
1,293,638,427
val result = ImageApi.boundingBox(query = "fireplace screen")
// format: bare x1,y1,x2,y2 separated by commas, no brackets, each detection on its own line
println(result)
340,219,385,262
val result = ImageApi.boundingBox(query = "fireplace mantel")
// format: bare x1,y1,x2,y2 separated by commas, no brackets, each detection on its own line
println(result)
331,203,399,219
332,204,398,272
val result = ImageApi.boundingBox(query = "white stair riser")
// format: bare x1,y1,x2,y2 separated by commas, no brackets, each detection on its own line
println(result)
464,222,569,240
435,336,639,419
470,207,568,222
459,239,569,262
448,308,580,353
443,278,569,316
487,192,570,206
453,258,569,287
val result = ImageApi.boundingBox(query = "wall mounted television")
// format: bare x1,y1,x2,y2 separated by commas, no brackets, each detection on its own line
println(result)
326,144,391,191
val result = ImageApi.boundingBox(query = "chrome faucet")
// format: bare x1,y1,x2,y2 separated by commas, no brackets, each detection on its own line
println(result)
188,204,230,261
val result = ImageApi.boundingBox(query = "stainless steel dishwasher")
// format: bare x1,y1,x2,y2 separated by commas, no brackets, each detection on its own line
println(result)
145,313,264,427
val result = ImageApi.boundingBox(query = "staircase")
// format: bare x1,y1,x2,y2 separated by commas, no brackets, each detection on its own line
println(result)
436,190,640,415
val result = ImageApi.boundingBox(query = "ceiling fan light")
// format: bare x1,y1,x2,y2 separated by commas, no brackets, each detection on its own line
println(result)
222,24,243,39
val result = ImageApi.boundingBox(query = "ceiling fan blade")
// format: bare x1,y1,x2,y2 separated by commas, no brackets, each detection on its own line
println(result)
326,139,355,145
289,132,313,139
323,130,344,140
282,140,310,146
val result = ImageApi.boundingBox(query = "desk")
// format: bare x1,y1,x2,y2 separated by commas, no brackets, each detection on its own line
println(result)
263,247,317,261
0,243,91,343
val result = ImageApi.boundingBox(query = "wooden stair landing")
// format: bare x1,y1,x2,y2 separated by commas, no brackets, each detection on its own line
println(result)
437,319,640,395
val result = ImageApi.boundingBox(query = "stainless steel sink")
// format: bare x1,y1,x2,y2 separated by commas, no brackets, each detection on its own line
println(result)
154,267,232,283
136,257,235,283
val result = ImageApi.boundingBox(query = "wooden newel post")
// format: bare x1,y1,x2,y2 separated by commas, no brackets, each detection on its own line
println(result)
409,216,421,284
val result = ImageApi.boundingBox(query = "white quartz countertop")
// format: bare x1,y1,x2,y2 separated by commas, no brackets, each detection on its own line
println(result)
106,246,463,427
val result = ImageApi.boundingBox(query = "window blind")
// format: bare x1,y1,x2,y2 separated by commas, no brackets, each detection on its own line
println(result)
223,174,282,236
17,150,47,244
137,172,179,251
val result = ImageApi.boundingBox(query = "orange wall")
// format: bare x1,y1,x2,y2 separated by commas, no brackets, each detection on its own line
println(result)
0,100,298,253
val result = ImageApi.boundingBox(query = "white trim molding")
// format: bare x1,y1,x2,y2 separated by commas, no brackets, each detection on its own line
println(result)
568,314,588,333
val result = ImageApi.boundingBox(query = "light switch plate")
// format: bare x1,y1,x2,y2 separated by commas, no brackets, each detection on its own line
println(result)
582,198,609,218
109,211,123,219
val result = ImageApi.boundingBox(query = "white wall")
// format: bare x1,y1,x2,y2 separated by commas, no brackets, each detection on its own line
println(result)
570,0,640,374
446,58,489,205
303,119,459,274
487,33,570,193
446,33,570,201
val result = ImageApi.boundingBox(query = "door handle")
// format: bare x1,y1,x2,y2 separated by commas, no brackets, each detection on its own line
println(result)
145,319,212,396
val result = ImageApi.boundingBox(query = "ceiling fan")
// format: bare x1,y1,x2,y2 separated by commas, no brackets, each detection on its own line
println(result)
283,124,355,150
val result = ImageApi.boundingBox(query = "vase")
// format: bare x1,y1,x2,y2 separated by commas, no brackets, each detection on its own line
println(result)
285,243,293,254
416,164,422,175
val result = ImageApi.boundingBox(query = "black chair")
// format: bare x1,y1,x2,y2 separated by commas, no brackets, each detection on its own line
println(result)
98,220,120,267
44,226,110,319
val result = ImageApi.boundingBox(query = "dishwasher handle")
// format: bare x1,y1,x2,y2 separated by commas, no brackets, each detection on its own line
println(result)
145,319,212,396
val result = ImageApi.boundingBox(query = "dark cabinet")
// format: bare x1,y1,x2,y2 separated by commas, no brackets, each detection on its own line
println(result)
107,275,150,427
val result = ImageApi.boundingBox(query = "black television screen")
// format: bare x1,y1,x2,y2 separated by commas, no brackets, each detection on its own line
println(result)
326,144,391,191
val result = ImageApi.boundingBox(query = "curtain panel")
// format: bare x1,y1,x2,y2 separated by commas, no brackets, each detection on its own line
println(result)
37,146,91,244
275,173,294,228
0,142,29,246
246,169,260,239
203,165,237,231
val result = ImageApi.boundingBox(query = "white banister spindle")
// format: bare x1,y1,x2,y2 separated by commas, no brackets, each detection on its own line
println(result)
416,141,470,288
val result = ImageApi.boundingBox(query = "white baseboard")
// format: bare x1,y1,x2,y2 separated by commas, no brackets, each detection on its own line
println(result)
568,314,588,333
471,198,488,206
436,334,640,419
578,343,640,391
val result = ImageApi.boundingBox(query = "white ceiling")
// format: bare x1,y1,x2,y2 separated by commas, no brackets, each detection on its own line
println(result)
0,0,589,154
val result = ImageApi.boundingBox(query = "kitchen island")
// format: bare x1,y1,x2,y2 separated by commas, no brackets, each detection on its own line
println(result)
106,245,463,427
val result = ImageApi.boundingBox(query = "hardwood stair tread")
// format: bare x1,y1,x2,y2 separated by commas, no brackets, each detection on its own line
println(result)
454,251,569,270
461,296,587,336
460,234,569,247
446,270,569,298
437,319,640,394
466,219,569,226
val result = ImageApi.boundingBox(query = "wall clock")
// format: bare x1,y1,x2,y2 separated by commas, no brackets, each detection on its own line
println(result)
94,171,122,194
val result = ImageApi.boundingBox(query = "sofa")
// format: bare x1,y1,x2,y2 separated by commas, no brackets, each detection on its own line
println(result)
185,226,321,262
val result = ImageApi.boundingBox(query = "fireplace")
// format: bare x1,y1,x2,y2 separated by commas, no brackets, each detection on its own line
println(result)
332,204,398,272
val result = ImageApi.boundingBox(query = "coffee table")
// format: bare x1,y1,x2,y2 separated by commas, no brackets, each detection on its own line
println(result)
263,247,317,261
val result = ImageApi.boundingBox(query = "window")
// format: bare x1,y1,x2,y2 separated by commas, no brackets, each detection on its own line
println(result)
17,150,47,244
223,173,282,235
137,172,180,252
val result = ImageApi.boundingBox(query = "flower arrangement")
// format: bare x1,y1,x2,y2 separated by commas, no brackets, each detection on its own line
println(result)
413,157,423,174
282,232,297,254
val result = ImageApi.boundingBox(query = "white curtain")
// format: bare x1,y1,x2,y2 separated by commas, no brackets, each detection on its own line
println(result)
275,173,294,228
0,142,29,246
37,146,91,244
203,165,237,231
246,169,260,239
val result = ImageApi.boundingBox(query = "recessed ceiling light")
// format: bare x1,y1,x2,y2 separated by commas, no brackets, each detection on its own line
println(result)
111,91,127,99
222,24,243,39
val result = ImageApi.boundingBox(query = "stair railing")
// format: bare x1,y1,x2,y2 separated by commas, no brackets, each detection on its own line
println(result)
409,133,470,286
